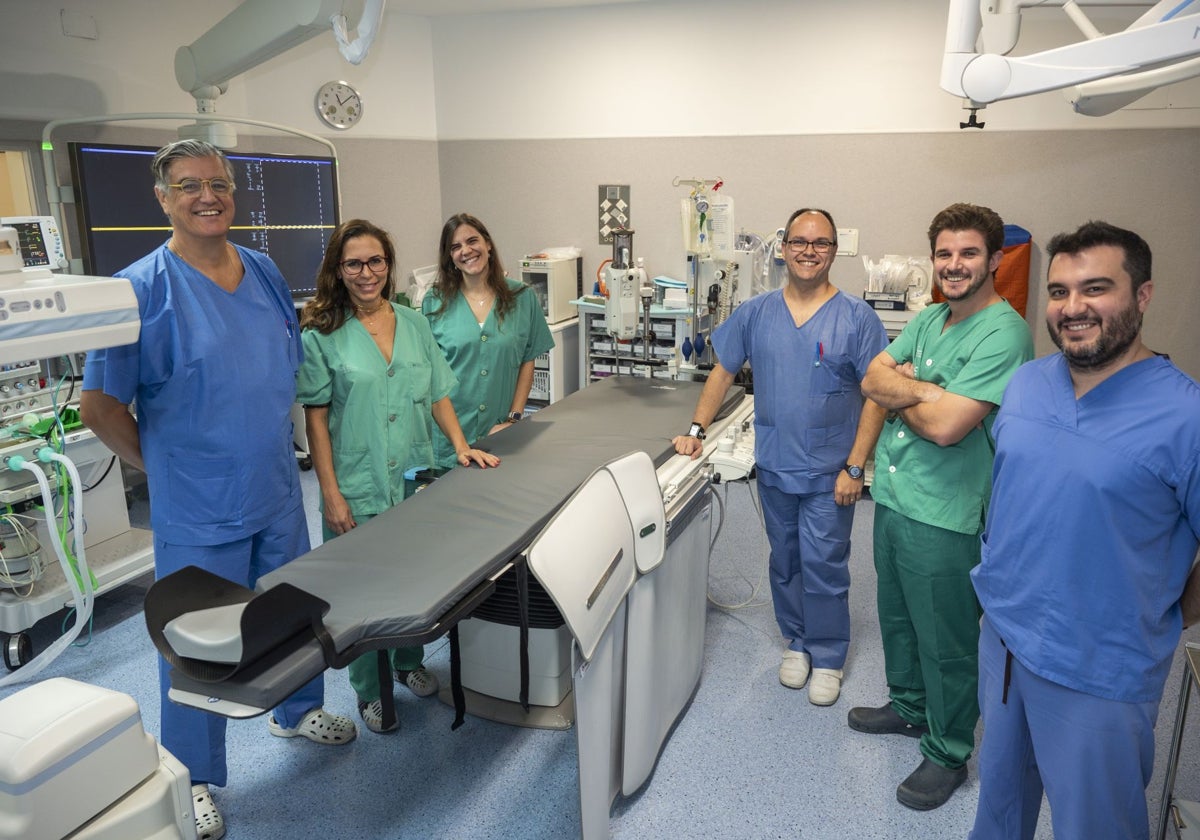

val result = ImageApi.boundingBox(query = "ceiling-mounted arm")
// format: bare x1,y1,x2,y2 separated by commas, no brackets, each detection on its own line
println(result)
941,0,1200,107
1069,54,1200,114
174,0,379,106
972,0,1147,56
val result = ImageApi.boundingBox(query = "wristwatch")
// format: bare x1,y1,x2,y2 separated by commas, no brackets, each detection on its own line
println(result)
507,411,523,423
845,463,864,480
687,422,706,440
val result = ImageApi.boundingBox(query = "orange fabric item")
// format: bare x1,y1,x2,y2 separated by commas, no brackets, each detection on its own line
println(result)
932,226,1031,318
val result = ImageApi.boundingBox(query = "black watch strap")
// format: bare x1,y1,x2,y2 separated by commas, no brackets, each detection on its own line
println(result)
687,422,706,440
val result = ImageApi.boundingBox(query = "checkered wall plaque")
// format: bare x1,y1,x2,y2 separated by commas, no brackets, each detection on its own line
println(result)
598,185,630,245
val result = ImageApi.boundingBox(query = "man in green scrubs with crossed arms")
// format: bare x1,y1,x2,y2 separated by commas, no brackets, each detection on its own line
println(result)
851,203,1033,810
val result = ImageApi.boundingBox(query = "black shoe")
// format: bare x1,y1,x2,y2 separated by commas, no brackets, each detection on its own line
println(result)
847,703,928,738
896,758,967,811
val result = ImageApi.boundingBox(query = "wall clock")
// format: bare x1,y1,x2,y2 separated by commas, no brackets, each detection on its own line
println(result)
315,80,363,130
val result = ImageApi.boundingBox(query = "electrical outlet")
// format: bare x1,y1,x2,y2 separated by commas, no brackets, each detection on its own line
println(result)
598,185,631,245
837,227,859,257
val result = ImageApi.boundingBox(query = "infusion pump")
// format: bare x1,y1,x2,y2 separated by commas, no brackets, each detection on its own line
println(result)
0,216,68,271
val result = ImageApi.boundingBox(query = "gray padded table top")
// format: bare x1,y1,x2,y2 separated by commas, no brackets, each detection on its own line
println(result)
258,376,718,654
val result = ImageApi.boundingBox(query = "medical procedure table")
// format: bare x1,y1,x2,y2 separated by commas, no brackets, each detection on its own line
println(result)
145,375,751,838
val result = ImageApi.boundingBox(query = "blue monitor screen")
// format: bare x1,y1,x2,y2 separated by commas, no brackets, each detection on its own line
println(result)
68,143,339,298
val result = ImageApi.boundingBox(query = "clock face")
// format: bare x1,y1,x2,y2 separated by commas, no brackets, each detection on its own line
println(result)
315,81,363,130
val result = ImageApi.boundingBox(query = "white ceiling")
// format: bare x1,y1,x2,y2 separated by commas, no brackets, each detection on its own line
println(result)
386,0,648,16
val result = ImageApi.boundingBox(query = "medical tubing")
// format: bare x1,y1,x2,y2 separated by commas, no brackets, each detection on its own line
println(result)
707,480,770,611
42,449,95,646
708,480,726,548
0,512,41,593
0,452,94,688
44,450,95,597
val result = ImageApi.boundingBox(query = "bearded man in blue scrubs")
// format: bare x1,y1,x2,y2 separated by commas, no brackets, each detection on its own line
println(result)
970,221,1200,840
673,207,888,708
80,139,356,840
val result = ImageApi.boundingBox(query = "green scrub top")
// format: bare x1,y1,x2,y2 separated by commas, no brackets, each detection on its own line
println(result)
423,278,555,469
870,300,1032,535
297,303,457,517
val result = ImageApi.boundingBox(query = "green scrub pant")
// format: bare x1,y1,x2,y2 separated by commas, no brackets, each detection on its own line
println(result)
873,503,982,770
324,485,425,704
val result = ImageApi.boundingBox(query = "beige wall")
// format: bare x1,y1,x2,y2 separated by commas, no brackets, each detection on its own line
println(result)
439,128,1200,378
6,116,1195,377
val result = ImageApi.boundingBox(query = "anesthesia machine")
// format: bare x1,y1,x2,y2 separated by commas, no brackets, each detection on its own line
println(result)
0,225,187,840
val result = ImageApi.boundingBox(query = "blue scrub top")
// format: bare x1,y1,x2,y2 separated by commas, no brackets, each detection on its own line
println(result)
83,243,304,546
712,289,887,494
973,353,1200,703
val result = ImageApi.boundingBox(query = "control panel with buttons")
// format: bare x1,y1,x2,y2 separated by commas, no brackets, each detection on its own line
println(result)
0,361,48,422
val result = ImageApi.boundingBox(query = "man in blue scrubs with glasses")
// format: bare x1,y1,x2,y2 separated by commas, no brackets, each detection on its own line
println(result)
80,139,356,840
674,207,888,708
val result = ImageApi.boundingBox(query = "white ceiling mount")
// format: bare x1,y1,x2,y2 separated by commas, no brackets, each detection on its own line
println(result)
174,0,380,117
942,0,1200,115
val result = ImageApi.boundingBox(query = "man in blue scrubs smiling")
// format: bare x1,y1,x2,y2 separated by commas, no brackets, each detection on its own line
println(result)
673,207,888,708
80,139,356,840
970,221,1200,840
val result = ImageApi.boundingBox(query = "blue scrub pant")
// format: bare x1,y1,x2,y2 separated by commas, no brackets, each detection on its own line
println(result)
155,501,322,788
970,617,1158,840
758,481,853,669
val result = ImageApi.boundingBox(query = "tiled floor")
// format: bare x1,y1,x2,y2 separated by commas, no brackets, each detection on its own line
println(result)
8,473,1199,839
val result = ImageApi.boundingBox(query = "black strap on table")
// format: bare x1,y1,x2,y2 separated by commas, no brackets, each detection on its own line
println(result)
449,624,465,730
376,650,397,732
516,557,531,712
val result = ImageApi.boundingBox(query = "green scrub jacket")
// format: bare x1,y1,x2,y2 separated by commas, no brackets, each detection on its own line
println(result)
297,303,457,516
423,278,555,469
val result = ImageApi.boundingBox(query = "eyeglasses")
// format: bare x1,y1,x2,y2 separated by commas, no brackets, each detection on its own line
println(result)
167,178,234,196
340,256,389,275
784,238,836,254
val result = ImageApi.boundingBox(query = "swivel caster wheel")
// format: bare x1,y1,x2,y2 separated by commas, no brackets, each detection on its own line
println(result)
4,632,32,671
299,455,313,471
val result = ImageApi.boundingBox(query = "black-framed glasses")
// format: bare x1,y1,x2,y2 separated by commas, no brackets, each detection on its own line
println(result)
784,237,836,254
167,178,234,196
340,256,389,275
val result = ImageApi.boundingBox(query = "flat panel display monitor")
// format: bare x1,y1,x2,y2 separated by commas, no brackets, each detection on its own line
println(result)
68,142,339,298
